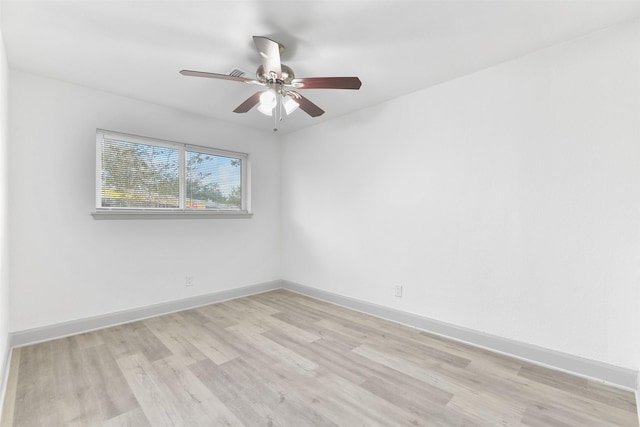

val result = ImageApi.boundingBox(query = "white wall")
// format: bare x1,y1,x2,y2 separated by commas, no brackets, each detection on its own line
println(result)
281,19,640,370
8,71,280,331
0,6,11,386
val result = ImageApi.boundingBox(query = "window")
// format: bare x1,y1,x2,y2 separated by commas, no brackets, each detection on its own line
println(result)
94,129,250,218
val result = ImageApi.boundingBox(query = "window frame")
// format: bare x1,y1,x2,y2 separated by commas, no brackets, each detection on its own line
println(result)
92,129,251,219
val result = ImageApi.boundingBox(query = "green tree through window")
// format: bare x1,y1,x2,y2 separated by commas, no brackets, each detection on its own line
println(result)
186,150,242,210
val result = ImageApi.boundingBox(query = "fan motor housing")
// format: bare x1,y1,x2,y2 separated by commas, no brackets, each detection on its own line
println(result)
257,64,295,84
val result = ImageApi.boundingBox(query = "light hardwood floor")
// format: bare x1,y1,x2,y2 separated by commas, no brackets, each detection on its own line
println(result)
1,290,637,426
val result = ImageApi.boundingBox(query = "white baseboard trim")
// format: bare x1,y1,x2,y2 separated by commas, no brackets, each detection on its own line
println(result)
281,280,639,391
10,280,282,348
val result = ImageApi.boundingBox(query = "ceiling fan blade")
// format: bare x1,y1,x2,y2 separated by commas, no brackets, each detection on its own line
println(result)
233,92,263,113
290,77,362,90
253,36,282,78
289,91,325,117
180,70,262,85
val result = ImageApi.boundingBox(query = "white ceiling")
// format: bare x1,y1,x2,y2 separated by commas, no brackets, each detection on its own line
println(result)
2,1,640,134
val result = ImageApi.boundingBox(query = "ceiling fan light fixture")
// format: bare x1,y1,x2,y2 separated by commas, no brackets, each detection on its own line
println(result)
257,90,277,116
283,95,300,115
259,90,276,107
257,104,273,116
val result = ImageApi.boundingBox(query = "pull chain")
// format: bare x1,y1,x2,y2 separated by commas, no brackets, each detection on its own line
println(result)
273,107,277,132
273,92,281,132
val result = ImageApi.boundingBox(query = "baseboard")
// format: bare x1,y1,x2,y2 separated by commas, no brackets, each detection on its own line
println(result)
10,280,283,347
281,280,639,391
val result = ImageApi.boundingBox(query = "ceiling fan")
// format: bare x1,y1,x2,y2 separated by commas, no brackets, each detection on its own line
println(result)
180,36,362,131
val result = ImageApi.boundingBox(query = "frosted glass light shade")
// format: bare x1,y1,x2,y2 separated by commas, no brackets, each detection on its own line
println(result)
283,96,300,115
258,90,276,116
257,103,273,116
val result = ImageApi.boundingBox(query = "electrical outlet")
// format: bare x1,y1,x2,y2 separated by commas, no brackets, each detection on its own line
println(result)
186,276,194,287
394,284,403,298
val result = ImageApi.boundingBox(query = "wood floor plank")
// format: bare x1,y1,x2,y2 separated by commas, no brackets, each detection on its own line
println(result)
521,399,626,427
265,330,458,426
218,357,337,427
189,358,278,426
59,341,104,426
357,375,476,427
251,292,326,323
70,330,104,350
225,322,318,374
190,304,239,329
100,407,151,427
445,389,527,426
151,311,238,366
201,320,283,369
352,343,462,394
262,331,368,384
315,317,472,369
80,344,140,421
235,308,323,344
518,363,637,413
98,322,172,362
512,369,639,426
222,356,341,427
11,343,63,426
0,348,20,427
142,313,209,366
311,370,428,426
116,353,188,427
271,311,363,348
2,290,637,427
14,338,106,427
151,356,245,426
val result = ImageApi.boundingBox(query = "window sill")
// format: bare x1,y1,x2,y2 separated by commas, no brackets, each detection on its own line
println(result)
91,209,253,220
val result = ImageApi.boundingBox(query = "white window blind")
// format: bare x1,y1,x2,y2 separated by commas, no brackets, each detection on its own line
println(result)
96,130,249,215
100,138,180,208
185,148,242,210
